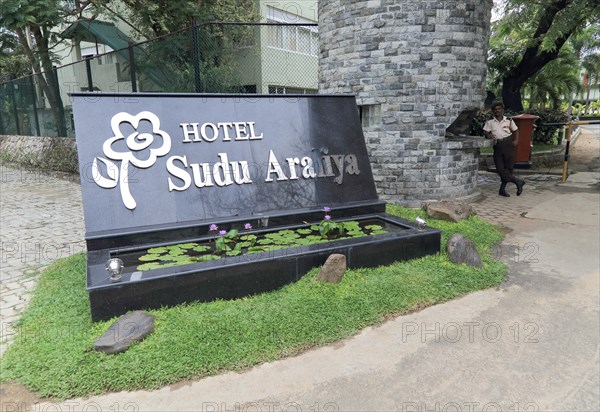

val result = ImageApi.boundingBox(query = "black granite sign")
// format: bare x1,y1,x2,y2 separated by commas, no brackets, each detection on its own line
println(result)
71,93,440,321
72,94,378,236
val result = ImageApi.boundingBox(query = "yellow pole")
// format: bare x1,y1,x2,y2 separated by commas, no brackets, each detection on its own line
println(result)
562,123,573,182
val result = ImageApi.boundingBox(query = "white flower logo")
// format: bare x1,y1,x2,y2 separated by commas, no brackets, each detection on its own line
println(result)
92,111,171,210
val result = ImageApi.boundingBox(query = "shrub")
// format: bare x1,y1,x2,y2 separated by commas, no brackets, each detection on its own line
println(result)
470,108,569,144
470,108,517,136
526,109,569,144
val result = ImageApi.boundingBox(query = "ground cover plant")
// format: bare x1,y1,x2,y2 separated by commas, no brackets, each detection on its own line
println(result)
0,206,506,399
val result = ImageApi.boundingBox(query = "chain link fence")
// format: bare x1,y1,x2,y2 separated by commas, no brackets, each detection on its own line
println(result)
0,22,319,138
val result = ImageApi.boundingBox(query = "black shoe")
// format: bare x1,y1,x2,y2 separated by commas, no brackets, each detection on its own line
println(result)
516,179,525,196
499,189,510,197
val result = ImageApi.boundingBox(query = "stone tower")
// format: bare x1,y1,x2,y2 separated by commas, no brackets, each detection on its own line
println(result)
319,0,493,205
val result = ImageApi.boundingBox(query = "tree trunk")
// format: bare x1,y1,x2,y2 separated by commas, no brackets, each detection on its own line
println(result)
498,0,581,113
17,27,67,136
31,27,67,136
501,77,524,112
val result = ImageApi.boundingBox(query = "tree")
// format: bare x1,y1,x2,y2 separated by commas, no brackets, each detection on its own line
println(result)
489,0,600,111
0,29,30,81
0,0,107,135
110,0,260,93
113,0,259,38
0,0,260,135
523,44,582,109
581,53,600,112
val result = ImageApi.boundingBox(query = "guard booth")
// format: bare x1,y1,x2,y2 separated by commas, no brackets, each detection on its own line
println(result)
512,114,539,169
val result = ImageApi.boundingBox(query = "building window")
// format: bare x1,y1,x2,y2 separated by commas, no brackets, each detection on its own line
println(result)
266,6,318,56
359,104,381,128
80,45,115,65
268,85,317,94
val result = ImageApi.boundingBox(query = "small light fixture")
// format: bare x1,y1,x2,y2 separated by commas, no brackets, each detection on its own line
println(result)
105,258,124,282
416,216,426,230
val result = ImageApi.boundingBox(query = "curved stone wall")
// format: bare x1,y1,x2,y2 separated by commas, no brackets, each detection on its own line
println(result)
319,0,493,205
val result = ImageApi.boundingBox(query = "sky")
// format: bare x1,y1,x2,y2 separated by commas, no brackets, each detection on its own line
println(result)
492,0,506,22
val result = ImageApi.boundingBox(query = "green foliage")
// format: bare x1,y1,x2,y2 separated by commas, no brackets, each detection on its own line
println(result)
523,45,583,109
487,0,599,110
0,206,506,398
470,108,569,144
118,0,260,38
135,221,388,271
0,30,30,80
135,23,257,93
0,0,109,136
526,108,570,143
470,108,517,137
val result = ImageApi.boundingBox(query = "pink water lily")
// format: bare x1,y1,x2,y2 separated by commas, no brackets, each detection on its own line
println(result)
244,223,252,230
209,224,218,231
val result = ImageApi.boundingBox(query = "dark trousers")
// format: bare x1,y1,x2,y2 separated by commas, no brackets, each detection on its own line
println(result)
493,138,517,183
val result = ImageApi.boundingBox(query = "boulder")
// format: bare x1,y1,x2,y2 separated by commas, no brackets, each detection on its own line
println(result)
426,201,473,222
446,234,483,269
316,254,347,284
92,311,155,354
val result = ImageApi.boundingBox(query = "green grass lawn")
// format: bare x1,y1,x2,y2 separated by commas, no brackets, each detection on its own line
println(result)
0,206,506,399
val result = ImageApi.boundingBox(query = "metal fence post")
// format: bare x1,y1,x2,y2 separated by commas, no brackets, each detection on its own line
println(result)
192,21,202,93
128,42,137,92
9,82,21,135
85,57,94,92
29,75,41,136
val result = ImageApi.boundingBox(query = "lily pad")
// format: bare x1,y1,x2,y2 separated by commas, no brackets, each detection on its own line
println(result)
257,238,274,245
178,243,198,249
365,224,384,231
158,255,178,262
137,262,163,271
193,245,211,252
247,246,268,253
166,246,184,256
138,254,161,262
147,246,168,254
296,228,312,235
171,255,194,264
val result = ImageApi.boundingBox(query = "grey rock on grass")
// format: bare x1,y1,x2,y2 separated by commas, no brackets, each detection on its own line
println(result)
316,254,347,284
426,201,473,223
446,233,483,269
93,311,155,354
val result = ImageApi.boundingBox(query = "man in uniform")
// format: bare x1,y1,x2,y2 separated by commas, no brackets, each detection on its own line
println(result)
483,102,525,197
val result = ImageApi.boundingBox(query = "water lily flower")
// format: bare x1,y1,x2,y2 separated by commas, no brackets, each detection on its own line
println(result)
244,223,252,230
324,215,331,220
209,224,218,232
219,230,227,236
323,206,331,212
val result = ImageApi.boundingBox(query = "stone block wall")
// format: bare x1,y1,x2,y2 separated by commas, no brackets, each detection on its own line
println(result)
319,0,493,206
